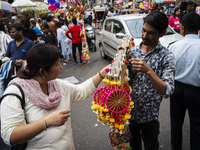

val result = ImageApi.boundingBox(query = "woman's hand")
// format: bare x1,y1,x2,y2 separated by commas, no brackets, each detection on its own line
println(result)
45,109,70,128
92,64,111,88
99,64,111,78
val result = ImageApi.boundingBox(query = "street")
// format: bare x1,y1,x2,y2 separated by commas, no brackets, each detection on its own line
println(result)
59,32,190,150
0,32,190,150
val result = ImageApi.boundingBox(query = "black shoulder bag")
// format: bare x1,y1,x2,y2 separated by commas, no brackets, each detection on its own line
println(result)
0,83,27,150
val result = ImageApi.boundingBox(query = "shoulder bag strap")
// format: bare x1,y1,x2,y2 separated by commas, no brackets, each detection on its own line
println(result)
0,82,25,110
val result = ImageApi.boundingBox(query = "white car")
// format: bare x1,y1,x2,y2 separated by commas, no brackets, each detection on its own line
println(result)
99,14,183,59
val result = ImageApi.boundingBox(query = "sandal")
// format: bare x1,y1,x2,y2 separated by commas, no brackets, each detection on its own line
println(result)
80,62,86,66
74,61,79,65
64,60,69,63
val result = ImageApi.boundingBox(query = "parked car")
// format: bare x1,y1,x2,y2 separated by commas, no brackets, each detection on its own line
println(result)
99,14,183,59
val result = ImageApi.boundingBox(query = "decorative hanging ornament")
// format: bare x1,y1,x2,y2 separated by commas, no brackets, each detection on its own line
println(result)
48,4,57,11
54,1,60,8
48,0,55,4
92,35,135,150
62,0,66,2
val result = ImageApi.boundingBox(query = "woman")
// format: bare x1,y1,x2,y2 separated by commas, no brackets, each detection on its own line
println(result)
55,21,72,63
169,7,181,33
1,44,109,150
41,23,57,46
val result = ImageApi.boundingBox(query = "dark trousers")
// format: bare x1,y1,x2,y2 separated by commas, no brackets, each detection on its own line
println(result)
129,120,159,150
72,42,82,63
170,81,200,150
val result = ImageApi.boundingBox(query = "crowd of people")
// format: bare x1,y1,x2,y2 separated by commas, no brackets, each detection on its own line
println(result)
0,1,200,150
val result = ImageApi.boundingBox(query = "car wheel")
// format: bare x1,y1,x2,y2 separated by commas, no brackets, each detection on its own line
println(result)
99,44,107,59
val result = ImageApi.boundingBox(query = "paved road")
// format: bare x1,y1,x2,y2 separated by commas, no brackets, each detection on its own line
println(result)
60,32,190,150
0,32,190,150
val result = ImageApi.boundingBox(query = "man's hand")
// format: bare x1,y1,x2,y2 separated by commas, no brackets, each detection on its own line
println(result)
15,59,23,68
129,58,152,74
117,45,130,60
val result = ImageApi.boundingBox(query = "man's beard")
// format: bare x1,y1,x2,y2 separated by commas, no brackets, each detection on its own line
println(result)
142,38,151,45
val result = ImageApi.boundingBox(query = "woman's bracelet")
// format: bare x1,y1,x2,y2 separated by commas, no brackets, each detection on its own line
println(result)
42,117,47,131
98,71,104,80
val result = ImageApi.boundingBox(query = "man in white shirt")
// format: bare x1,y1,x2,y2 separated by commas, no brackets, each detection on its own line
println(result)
0,22,12,64
169,12,200,150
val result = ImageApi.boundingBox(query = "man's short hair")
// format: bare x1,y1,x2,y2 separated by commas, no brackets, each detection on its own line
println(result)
72,17,77,24
0,22,5,31
187,1,194,6
42,15,46,20
30,20,36,26
143,11,168,34
10,23,24,32
47,15,52,22
55,21,61,28
182,12,200,32
20,18,30,28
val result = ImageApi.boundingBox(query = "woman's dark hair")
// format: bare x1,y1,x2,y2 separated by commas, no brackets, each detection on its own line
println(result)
42,23,56,45
20,18,30,28
17,44,62,79
10,23,24,32
173,7,180,18
72,17,77,25
143,11,168,35
182,12,200,32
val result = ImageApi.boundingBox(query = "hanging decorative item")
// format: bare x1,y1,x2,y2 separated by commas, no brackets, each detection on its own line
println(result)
48,4,56,11
66,0,87,20
91,35,135,150
54,1,60,8
48,0,55,5
80,23,89,61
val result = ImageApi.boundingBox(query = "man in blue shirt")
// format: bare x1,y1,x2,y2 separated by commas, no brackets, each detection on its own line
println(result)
169,13,200,150
127,12,176,150
5,23,35,67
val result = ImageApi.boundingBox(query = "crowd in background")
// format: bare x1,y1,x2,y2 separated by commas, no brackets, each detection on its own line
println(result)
0,1,200,150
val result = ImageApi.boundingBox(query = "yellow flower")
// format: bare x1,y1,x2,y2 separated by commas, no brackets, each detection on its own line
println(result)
119,124,124,130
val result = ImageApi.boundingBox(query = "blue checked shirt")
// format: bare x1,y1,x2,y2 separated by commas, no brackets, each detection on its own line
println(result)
128,42,176,123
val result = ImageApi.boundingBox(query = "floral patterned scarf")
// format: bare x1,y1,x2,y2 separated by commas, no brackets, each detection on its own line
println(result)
9,77,62,110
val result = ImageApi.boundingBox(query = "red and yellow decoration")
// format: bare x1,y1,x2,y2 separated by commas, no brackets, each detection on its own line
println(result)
92,35,135,150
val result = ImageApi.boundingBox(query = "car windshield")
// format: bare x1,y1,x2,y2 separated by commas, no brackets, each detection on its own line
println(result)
125,18,174,38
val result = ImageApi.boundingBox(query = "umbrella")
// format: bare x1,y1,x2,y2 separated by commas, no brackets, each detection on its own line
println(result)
115,0,122,4
11,0,37,8
58,9,65,13
127,2,133,6
21,2,48,15
0,1,17,14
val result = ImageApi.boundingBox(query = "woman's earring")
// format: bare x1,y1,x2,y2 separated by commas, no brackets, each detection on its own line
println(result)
43,76,45,79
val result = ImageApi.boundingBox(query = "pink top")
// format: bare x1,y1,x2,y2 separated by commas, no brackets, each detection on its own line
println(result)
169,16,180,30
